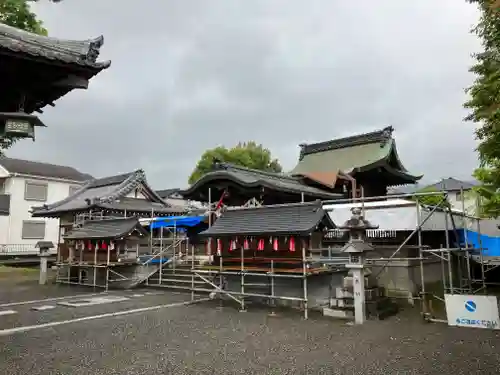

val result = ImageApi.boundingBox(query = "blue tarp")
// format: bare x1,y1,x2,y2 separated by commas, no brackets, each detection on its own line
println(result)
138,256,170,264
150,215,205,229
456,229,500,256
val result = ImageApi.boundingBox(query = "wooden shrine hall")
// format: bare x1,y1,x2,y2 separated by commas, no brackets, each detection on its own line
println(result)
57,217,150,289
198,200,335,273
180,126,422,207
190,200,338,316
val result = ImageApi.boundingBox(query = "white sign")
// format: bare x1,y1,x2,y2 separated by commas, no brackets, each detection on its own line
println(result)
445,294,500,330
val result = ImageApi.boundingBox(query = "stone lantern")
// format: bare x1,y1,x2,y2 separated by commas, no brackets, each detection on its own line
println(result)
339,207,378,324
36,241,54,285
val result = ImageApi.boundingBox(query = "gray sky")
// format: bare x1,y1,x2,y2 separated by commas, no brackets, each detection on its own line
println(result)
9,0,481,189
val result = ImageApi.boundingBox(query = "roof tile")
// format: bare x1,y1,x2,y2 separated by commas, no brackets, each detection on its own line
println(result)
0,23,110,69
64,217,147,240
0,157,92,181
199,201,334,237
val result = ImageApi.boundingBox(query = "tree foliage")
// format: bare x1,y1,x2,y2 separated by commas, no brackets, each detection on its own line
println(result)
188,142,282,185
413,186,450,208
0,0,49,35
464,0,500,217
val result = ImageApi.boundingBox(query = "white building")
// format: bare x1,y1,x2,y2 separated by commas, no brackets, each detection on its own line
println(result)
424,177,478,214
0,158,91,255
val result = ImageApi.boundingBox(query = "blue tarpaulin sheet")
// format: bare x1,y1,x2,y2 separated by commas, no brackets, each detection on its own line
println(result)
456,229,500,256
150,215,205,229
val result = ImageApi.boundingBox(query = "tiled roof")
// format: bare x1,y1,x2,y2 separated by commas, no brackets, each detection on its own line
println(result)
0,157,92,181
181,163,342,201
199,200,334,237
298,126,394,158
31,170,186,217
156,188,181,198
291,126,422,185
64,217,148,240
0,22,111,69
424,178,477,192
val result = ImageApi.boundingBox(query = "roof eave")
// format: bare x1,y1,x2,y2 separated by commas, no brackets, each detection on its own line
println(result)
199,229,313,237
180,171,342,201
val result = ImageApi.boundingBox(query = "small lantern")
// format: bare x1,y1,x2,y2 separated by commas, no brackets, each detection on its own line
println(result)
0,112,46,141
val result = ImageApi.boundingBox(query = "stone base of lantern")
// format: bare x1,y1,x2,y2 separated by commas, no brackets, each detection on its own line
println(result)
324,273,399,321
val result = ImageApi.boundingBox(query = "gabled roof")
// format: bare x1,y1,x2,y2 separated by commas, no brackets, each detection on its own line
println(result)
199,200,334,237
0,23,111,69
64,217,148,240
180,163,342,202
31,169,186,218
424,178,477,192
291,126,422,185
0,157,92,182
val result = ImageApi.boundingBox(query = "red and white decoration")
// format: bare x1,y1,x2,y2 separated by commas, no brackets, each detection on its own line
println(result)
243,238,249,250
272,237,279,251
229,239,237,252
257,239,265,251
288,237,296,252
216,239,222,256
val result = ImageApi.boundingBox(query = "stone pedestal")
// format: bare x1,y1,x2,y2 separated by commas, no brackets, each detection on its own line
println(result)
322,207,398,323
36,241,54,285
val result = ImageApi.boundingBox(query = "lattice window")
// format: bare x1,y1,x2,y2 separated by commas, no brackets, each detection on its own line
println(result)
24,181,48,201
21,221,46,239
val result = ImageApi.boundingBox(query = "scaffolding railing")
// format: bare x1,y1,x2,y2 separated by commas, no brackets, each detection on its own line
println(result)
170,187,496,323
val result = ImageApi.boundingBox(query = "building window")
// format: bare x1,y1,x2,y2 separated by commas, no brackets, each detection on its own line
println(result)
0,179,5,194
21,221,46,239
24,181,48,201
455,192,463,201
69,185,80,196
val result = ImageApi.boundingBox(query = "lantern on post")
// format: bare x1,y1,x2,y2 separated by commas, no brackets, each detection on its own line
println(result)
0,112,46,142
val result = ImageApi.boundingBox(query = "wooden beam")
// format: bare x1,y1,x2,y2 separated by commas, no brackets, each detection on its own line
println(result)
53,75,89,90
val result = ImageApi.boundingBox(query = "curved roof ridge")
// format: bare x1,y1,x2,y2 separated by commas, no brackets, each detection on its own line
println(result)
0,22,111,68
227,200,322,212
100,170,144,203
218,162,298,182
299,126,394,158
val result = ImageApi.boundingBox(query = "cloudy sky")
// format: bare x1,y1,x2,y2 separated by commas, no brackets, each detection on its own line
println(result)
9,0,481,189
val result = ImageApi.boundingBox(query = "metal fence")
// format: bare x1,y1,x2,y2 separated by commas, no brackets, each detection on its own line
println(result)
0,243,56,256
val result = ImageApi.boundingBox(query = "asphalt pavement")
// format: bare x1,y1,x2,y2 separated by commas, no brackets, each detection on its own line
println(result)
0,283,498,374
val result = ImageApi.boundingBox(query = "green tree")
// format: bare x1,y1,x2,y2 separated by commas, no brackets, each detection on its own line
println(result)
0,0,50,35
413,186,450,208
188,142,282,185
464,0,500,217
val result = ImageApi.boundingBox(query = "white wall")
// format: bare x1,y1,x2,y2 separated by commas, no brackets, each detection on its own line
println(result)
3,175,84,252
447,190,477,215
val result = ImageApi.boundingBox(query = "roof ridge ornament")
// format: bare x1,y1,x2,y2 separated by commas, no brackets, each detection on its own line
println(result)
298,126,396,157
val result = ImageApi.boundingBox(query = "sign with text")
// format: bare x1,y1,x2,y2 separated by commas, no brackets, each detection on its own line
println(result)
445,294,500,330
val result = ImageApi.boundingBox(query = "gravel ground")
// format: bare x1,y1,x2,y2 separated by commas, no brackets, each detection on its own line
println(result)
0,281,101,304
0,291,499,375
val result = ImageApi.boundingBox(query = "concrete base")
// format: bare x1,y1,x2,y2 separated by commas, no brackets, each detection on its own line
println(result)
323,307,353,319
